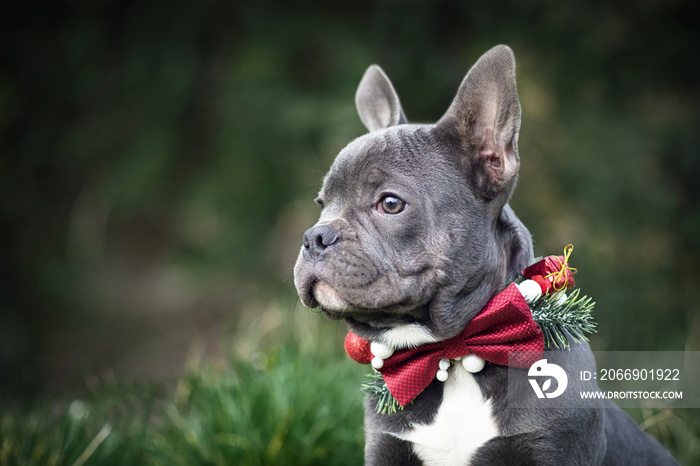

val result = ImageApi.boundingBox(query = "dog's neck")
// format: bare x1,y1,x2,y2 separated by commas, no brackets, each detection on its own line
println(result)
498,204,535,281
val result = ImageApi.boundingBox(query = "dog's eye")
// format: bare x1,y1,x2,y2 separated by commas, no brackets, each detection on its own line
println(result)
378,196,406,214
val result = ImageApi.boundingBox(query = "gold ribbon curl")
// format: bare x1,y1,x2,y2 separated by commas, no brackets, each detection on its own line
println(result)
545,244,578,292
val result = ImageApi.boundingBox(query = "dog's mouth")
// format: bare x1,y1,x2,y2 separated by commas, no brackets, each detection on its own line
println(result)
301,278,402,325
307,281,428,332
294,254,436,330
295,269,353,316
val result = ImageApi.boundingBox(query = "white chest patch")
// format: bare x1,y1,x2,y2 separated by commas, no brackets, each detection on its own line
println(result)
397,364,499,465
380,323,437,349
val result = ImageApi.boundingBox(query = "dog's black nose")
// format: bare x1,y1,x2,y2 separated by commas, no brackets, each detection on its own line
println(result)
302,224,339,261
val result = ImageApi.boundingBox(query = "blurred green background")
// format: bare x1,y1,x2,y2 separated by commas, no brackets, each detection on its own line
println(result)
1,0,699,459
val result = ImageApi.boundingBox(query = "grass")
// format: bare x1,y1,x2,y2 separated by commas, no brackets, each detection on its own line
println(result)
152,346,365,465
0,309,366,466
1,306,698,465
0,346,366,465
627,407,700,465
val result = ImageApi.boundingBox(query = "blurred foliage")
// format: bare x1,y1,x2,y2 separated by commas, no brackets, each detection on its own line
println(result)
0,0,698,409
0,328,366,465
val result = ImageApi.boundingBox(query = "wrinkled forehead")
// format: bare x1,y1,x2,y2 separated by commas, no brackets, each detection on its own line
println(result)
320,125,450,199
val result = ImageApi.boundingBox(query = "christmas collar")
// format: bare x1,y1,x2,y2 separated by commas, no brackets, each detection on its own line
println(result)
346,283,543,407
344,245,595,413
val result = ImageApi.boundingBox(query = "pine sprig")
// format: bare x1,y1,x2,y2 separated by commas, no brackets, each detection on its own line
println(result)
530,288,597,349
362,372,404,414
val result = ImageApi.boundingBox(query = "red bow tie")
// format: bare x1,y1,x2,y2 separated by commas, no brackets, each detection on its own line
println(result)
345,283,544,407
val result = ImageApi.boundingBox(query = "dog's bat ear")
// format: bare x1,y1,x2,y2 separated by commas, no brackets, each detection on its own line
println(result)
437,45,521,201
355,65,408,132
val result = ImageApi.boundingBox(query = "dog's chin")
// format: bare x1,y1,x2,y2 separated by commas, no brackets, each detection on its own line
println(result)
313,281,353,316
309,282,392,325
295,267,430,327
294,265,356,316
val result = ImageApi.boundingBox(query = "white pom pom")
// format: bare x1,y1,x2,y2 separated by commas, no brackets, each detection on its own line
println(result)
517,279,542,302
555,292,568,306
371,357,384,370
436,369,449,382
462,354,486,373
439,358,451,371
370,341,394,359
369,341,394,359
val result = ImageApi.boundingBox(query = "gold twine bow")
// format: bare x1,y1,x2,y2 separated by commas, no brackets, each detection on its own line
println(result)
545,244,578,291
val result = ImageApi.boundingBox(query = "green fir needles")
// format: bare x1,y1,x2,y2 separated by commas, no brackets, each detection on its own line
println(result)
530,289,597,350
362,372,405,415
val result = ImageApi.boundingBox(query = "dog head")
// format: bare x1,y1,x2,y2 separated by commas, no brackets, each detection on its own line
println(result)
294,45,533,348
